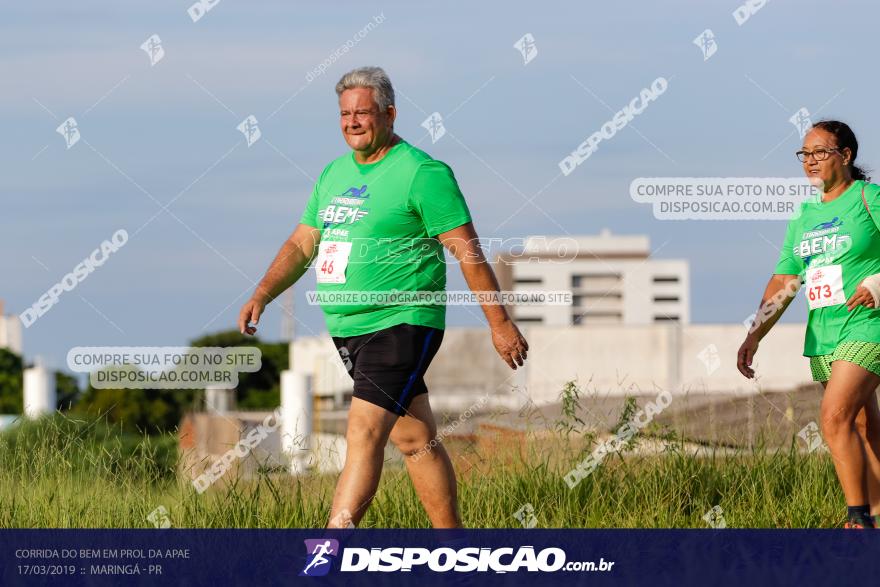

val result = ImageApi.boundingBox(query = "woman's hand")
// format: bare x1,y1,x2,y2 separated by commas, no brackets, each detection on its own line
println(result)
846,283,877,311
737,335,760,379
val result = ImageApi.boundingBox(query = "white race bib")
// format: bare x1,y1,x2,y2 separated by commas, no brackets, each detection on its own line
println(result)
314,241,352,284
805,264,846,309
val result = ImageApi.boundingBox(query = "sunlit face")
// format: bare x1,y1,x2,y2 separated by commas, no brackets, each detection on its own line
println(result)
338,87,395,154
799,127,850,190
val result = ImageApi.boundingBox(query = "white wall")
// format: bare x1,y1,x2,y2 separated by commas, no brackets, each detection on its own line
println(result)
291,323,811,406
0,315,22,356
289,336,349,398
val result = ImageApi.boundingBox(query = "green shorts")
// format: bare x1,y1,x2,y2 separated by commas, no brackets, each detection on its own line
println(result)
809,341,880,382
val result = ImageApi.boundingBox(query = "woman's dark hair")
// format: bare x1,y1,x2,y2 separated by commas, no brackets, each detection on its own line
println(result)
811,119,870,181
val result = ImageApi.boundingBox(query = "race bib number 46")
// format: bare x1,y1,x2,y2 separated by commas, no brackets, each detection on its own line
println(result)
805,264,845,310
314,241,352,284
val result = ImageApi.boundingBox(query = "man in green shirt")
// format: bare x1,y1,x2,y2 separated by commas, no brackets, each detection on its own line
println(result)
238,66,528,529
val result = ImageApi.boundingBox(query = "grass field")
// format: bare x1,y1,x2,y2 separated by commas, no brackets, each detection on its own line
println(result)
0,406,846,529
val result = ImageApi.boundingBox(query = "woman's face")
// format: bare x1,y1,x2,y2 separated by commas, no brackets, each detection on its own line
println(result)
800,127,851,189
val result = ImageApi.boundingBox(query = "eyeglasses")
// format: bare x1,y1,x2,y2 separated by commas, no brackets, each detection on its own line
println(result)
795,147,841,162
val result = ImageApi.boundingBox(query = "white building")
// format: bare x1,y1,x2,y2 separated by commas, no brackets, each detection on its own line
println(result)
0,300,22,356
494,230,689,326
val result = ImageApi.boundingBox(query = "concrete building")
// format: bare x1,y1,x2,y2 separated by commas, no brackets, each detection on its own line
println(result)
494,231,690,326
0,300,23,356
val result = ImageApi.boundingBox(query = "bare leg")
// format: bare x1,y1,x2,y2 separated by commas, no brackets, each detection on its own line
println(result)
327,398,398,528
820,361,880,507
855,389,880,516
389,394,462,528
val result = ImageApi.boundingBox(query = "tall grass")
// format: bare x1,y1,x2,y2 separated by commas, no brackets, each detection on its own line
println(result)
0,408,843,528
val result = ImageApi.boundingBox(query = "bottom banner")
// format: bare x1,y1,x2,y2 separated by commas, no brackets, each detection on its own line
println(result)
1,529,877,586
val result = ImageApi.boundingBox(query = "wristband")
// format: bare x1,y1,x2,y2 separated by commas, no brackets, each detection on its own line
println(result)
861,274,880,307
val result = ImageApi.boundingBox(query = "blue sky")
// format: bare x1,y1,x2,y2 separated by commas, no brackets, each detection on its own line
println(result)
2,1,879,371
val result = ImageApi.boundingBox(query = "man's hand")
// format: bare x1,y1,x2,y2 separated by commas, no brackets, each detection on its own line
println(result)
238,297,266,336
491,318,529,369
236,224,320,336
437,222,529,369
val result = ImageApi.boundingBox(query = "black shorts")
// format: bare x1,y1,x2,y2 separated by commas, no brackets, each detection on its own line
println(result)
331,323,444,415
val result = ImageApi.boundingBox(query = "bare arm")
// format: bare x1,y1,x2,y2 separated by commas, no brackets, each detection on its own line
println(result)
238,224,321,335
437,222,529,369
737,273,800,378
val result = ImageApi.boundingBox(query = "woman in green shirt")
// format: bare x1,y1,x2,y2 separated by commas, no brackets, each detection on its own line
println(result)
737,120,880,528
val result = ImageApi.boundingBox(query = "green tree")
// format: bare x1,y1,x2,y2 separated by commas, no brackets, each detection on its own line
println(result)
71,365,196,434
0,349,23,414
0,350,82,414
55,371,79,410
69,329,289,433
190,330,288,409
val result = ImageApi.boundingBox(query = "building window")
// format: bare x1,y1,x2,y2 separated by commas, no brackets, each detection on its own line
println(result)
572,273,622,288
653,276,680,284
653,296,679,303
654,315,680,322
517,316,543,324
573,294,624,308
572,312,623,325
576,292,622,299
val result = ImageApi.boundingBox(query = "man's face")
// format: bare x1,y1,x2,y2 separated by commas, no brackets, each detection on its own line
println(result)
338,87,395,153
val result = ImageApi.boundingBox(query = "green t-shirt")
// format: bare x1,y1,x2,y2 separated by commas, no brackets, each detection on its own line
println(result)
774,180,880,355
299,140,472,337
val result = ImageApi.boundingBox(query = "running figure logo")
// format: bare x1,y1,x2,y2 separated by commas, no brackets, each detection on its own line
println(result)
696,344,721,375
702,505,727,529
140,34,165,66
513,33,538,65
56,117,80,149
798,421,827,453
421,112,446,143
813,217,842,231
237,115,261,147
789,107,812,139
692,29,717,61
341,185,369,199
300,538,339,576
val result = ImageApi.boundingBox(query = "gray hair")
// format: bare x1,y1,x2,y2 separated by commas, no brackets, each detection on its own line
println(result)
335,66,395,110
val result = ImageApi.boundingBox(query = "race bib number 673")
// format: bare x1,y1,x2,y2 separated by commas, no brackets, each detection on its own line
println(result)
805,264,846,310
314,241,352,284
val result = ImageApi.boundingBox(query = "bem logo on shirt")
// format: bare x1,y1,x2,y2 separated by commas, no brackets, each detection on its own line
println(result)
319,205,370,226
318,185,372,227
795,233,851,261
